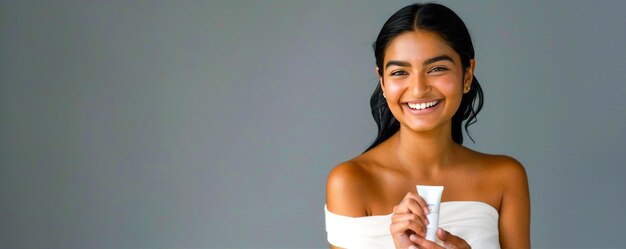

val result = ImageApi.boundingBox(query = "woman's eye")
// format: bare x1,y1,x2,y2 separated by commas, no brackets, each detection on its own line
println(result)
429,67,448,73
390,71,408,76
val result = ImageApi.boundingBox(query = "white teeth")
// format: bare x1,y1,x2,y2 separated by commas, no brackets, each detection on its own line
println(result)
408,100,439,110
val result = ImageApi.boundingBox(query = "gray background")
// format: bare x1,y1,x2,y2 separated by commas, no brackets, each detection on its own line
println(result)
1,0,625,248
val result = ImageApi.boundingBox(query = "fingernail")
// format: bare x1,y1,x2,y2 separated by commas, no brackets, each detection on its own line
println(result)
424,207,429,214
409,245,418,249
410,234,417,241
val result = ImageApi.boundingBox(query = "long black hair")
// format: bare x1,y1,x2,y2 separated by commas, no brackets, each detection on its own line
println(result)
365,3,484,152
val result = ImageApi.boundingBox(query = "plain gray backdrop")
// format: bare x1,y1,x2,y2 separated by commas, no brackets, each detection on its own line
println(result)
2,0,626,248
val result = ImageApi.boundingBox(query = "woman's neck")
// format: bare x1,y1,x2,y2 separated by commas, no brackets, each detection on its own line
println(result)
387,123,459,177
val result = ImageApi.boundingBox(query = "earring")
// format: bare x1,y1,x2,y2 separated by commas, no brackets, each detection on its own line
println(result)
383,92,386,98
464,85,471,93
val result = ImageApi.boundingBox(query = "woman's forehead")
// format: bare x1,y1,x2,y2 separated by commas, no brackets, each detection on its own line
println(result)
384,30,459,64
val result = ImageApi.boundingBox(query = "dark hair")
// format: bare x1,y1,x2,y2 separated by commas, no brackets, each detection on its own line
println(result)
365,3,484,152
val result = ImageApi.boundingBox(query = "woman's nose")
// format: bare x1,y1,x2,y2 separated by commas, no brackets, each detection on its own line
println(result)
409,74,430,97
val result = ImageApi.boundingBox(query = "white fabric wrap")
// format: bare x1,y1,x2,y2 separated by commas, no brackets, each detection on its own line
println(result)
325,206,394,249
325,202,500,249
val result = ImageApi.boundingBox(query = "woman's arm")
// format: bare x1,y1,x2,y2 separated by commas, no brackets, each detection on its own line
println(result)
497,157,531,248
326,162,369,249
326,162,369,217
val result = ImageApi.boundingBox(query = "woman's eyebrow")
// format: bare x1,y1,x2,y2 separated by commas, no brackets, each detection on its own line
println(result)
385,60,411,69
423,55,454,65
385,55,455,70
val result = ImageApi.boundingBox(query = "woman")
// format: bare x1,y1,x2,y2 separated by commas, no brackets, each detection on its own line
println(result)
325,3,530,249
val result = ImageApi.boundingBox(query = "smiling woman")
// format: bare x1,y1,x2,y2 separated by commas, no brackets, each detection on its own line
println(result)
325,3,530,249
378,31,472,137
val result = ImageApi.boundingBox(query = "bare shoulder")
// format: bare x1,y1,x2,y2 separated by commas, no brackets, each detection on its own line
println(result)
487,155,530,204
326,156,376,217
465,149,527,182
470,152,529,206
482,153,525,171
482,154,528,186
470,153,530,247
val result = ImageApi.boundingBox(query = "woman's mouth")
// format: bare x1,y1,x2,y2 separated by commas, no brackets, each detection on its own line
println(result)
407,100,440,110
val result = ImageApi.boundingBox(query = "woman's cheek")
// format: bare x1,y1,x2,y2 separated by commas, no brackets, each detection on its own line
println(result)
436,76,463,96
386,80,405,97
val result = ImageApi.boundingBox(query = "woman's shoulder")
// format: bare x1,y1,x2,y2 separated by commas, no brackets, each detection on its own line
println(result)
482,154,529,196
459,149,528,210
481,153,525,178
326,154,383,217
328,154,379,179
462,148,525,174
463,149,528,193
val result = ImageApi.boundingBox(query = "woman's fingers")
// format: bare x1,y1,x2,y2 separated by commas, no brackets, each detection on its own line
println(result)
437,228,471,249
405,192,430,216
407,192,430,214
409,234,440,249
408,229,471,249
390,213,427,237
390,191,437,249
393,192,430,225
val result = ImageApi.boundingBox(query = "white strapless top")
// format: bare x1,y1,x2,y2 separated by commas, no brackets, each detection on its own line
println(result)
325,201,500,249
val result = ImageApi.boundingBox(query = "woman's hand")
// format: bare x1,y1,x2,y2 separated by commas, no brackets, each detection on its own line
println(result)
408,228,471,249
390,192,430,249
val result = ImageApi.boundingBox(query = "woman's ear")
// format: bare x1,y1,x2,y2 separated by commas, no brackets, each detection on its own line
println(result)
463,59,476,93
376,67,385,95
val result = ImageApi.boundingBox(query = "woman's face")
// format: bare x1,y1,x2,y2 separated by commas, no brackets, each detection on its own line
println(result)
378,30,474,134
